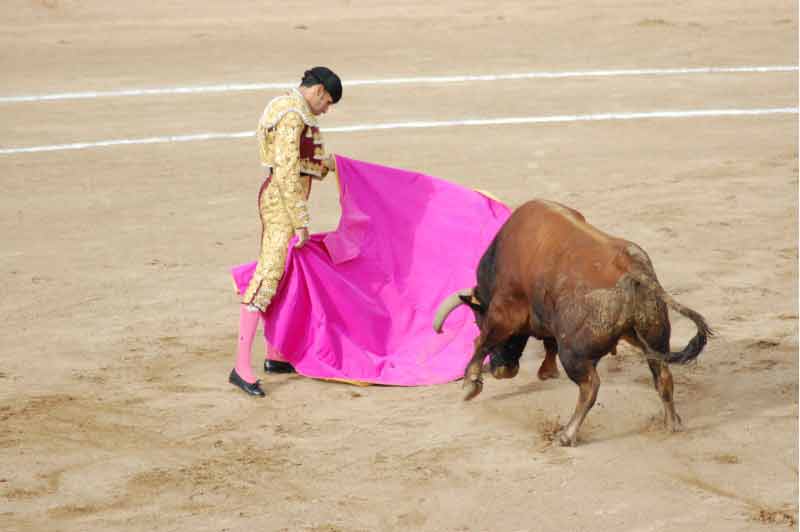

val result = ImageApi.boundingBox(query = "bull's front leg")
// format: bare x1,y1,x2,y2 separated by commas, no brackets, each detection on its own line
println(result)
463,336,490,401
463,300,524,400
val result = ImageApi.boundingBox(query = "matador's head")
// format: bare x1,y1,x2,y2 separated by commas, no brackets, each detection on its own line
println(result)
300,66,342,116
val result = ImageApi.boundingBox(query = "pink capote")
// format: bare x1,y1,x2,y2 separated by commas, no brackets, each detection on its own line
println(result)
231,155,510,385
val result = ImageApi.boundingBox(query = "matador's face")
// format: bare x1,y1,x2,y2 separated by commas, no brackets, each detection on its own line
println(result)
308,85,334,116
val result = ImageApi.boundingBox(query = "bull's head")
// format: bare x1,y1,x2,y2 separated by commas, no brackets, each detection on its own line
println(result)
433,288,520,380
487,342,522,379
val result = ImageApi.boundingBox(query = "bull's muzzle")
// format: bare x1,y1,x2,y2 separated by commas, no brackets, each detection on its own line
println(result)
490,363,520,379
489,352,520,379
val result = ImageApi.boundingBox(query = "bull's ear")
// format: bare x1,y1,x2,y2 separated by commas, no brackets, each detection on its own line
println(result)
459,295,483,311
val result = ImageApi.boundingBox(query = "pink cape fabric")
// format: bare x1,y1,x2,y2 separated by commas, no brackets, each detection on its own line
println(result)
231,156,510,385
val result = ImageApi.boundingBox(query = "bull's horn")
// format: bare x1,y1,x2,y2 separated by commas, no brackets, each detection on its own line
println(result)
433,288,474,333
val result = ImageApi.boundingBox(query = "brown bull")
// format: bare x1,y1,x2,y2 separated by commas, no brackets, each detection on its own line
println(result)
433,200,712,446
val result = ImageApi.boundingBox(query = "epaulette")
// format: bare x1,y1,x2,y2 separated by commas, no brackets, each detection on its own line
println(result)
258,90,317,130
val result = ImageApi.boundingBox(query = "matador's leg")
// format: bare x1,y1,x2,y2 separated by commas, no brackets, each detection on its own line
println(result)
242,221,294,312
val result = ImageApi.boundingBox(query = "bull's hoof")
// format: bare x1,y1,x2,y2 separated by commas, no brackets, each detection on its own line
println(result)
666,413,684,433
556,430,577,447
537,364,560,381
462,378,483,401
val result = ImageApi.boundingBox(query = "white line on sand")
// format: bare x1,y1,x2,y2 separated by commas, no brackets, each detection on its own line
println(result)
1,107,796,155
1,66,796,104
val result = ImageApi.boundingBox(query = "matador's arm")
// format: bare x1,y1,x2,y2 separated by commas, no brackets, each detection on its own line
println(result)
271,111,311,229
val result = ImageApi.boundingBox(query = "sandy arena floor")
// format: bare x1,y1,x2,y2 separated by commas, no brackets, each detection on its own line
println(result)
1,2,798,531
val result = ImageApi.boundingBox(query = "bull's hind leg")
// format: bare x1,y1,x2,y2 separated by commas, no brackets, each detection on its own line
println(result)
625,298,683,432
556,349,600,446
637,316,684,432
647,359,683,432
537,337,560,380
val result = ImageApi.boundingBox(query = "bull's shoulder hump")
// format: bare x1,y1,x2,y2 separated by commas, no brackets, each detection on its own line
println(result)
514,199,585,220
542,201,617,245
539,200,587,222
513,200,621,246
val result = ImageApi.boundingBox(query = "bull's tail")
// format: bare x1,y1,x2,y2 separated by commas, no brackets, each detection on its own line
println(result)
629,270,714,364
657,290,713,363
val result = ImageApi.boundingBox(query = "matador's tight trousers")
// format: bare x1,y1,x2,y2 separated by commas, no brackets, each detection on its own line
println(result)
242,176,295,312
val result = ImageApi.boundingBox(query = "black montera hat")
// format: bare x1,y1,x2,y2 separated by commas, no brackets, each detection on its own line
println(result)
305,66,342,103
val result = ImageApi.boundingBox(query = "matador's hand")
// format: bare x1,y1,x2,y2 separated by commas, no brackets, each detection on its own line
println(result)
294,227,310,248
323,154,336,173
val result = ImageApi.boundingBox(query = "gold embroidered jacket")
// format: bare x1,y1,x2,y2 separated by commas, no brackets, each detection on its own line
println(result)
257,88,325,229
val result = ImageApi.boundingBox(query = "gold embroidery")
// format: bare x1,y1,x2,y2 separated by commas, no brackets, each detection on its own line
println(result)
258,91,326,180
245,88,325,310
300,159,323,177
272,112,310,226
258,89,317,130
242,220,295,311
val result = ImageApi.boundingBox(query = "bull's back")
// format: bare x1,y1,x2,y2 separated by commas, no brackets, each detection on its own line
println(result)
497,200,634,292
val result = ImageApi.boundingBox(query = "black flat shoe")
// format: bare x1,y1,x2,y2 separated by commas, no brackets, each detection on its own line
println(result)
263,359,296,374
229,369,266,397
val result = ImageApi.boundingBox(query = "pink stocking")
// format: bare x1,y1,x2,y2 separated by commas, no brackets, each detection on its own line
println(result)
234,305,261,383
